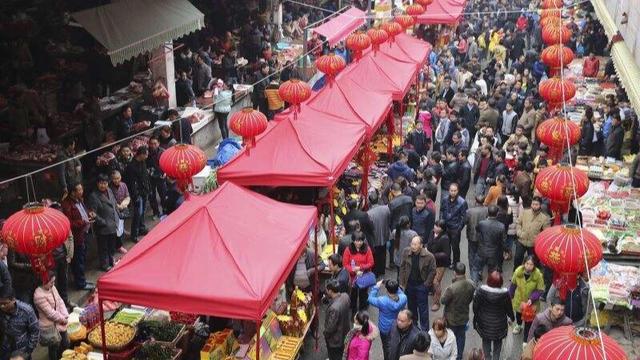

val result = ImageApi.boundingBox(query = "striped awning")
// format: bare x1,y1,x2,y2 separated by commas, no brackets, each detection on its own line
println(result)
72,0,204,66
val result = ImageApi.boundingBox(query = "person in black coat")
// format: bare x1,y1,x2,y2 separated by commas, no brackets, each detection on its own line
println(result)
86,174,120,271
439,77,455,105
487,150,509,180
458,149,473,199
473,271,515,360
605,113,624,160
475,206,506,284
459,97,480,140
441,147,460,192
579,106,597,156
387,310,420,360
343,198,375,245
124,147,151,242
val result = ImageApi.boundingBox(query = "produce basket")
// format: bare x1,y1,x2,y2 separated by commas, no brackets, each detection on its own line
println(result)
88,322,137,352
107,342,141,360
138,320,185,347
134,341,182,360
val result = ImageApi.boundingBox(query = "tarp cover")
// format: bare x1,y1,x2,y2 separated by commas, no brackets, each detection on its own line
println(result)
312,7,366,46
305,79,392,136
98,182,316,320
416,0,466,25
72,0,204,65
378,33,433,69
217,108,367,187
338,50,417,100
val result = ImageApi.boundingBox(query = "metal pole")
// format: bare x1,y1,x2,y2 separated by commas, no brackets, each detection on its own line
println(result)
303,30,309,68
366,0,373,27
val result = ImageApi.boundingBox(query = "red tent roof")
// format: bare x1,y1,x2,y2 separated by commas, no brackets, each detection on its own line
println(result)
416,0,466,25
312,7,365,46
338,50,417,101
378,33,433,68
97,182,317,320
216,108,367,187
305,79,392,137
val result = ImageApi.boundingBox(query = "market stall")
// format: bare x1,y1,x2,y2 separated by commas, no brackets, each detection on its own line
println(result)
415,0,466,25
84,182,318,360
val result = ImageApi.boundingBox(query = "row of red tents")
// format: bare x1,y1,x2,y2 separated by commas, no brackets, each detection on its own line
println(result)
217,32,432,188
93,23,435,359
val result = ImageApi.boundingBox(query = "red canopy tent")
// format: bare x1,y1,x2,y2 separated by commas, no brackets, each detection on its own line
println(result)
337,50,417,101
216,108,367,187
416,0,466,25
378,33,433,69
312,7,366,46
97,182,317,358
305,79,392,137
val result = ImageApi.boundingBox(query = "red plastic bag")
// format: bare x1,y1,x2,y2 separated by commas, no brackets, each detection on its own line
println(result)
521,302,537,322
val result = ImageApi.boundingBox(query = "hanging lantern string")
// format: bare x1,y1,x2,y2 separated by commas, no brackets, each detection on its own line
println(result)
557,8,608,359
284,0,590,20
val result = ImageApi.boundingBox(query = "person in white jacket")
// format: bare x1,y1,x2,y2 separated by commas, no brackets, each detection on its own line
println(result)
428,318,458,360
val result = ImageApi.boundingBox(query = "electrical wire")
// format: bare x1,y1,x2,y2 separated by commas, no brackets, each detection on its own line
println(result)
557,7,608,358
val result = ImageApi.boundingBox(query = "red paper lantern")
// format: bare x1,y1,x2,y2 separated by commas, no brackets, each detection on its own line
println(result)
315,53,346,86
534,225,602,299
540,16,563,29
534,326,628,360
278,78,311,120
2,203,70,280
535,165,589,224
405,4,425,18
381,22,403,43
539,77,576,110
542,0,563,9
540,8,562,19
541,45,574,76
536,117,581,163
345,31,372,61
414,0,433,7
367,28,389,52
395,14,415,29
229,107,268,150
159,143,207,191
542,24,572,45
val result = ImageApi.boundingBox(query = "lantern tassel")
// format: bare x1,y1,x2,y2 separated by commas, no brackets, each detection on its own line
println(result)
30,253,55,284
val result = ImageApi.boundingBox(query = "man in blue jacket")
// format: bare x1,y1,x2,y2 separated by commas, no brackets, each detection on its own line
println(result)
369,279,408,360
440,183,468,266
387,152,415,182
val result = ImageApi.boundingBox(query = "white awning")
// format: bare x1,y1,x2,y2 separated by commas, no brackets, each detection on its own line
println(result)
72,0,204,66
591,0,640,111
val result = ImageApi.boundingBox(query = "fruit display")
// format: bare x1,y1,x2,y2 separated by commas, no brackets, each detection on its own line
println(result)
112,308,146,326
200,329,238,360
60,342,93,359
169,311,198,325
138,320,184,343
87,321,136,351
269,336,303,360
134,341,179,360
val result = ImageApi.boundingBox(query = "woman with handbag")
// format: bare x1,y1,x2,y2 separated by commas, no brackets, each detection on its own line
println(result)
33,270,70,360
343,231,375,315
426,220,450,311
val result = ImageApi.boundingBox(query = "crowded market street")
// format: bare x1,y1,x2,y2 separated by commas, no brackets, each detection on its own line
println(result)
1,1,640,360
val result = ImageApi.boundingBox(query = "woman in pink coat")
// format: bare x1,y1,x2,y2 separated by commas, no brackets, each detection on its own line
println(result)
343,311,379,360
33,271,69,360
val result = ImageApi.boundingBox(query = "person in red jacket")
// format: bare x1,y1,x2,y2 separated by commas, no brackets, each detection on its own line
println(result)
582,53,600,78
343,231,375,315
516,14,528,32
